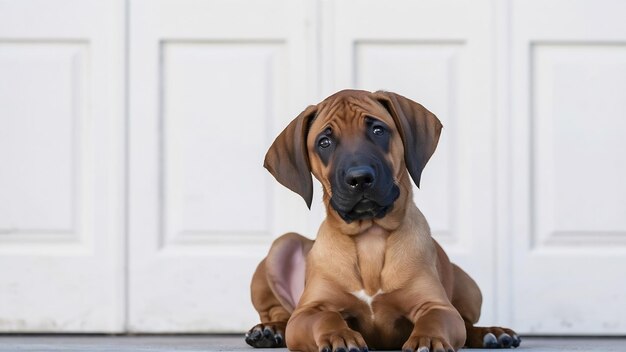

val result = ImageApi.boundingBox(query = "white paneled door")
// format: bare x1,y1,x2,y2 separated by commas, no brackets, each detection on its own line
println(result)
2,0,626,335
128,0,317,332
510,0,626,334
0,0,125,332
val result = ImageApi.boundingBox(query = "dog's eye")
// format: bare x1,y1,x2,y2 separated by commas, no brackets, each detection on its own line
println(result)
372,125,385,136
318,137,331,148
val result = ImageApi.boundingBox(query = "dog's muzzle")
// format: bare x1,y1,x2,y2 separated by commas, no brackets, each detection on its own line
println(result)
330,163,400,223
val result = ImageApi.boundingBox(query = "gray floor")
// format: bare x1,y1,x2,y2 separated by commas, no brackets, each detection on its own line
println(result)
0,335,624,352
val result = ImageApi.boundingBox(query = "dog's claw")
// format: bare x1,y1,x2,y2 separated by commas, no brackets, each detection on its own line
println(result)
512,335,521,348
498,333,512,348
274,333,283,345
483,333,498,348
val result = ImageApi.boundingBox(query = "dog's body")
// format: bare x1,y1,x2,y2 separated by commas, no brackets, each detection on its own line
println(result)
246,90,519,351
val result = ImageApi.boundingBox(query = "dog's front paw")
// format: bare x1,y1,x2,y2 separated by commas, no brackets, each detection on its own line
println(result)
402,335,455,352
316,328,368,352
245,321,286,348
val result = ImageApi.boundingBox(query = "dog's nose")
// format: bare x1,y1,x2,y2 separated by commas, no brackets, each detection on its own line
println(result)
344,166,375,190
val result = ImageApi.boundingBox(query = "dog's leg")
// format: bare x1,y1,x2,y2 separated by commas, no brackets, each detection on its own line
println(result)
403,301,466,352
450,264,482,326
247,233,312,348
246,258,291,347
450,265,521,349
287,306,368,352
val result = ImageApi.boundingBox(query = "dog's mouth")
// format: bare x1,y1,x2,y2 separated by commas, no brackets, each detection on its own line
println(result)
331,185,400,223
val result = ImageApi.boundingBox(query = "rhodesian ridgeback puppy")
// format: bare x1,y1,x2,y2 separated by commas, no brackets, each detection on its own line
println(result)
246,90,520,351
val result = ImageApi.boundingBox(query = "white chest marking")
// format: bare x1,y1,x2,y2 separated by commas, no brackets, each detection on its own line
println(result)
351,289,384,319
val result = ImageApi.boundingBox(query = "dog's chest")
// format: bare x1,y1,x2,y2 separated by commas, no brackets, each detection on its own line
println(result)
347,227,414,347
354,226,388,293
350,289,383,317
346,288,412,349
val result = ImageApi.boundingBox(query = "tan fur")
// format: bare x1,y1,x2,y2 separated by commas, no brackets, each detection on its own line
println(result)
250,90,518,352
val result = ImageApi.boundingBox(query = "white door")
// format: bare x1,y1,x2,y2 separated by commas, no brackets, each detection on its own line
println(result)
0,0,125,332
3,0,626,335
128,0,319,332
510,0,626,334
324,0,499,326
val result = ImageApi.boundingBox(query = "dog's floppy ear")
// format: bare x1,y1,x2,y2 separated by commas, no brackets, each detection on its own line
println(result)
374,91,443,188
264,105,317,208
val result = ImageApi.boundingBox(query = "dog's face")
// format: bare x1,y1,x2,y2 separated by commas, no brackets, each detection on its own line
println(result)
306,96,402,223
264,90,442,230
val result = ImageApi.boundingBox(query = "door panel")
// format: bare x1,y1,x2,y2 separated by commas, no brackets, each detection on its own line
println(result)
326,0,497,325
511,0,626,334
128,0,317,332
0,0,125,332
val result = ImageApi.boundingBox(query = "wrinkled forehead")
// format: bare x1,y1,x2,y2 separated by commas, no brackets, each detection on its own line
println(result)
307,95,394,139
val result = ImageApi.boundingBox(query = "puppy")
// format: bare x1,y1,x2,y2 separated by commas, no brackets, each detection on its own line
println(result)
246,90,520,351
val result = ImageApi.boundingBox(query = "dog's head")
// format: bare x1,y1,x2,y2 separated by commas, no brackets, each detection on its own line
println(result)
264,90,442,229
